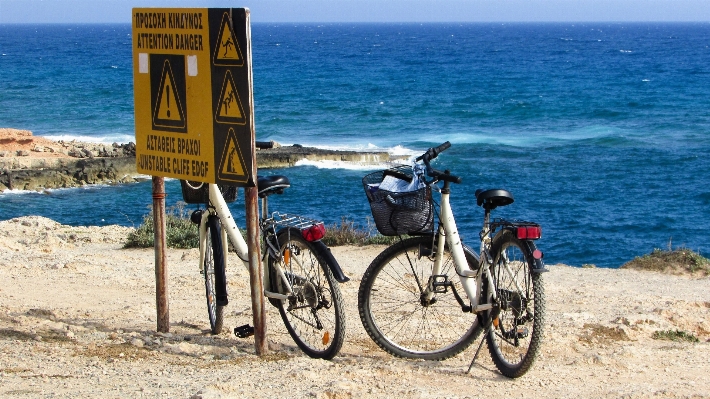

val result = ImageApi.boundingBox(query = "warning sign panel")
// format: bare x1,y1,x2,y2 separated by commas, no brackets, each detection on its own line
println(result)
213,13,244,67
132,8,255,186
151,56,187,132
215,70,246,124
218,128,249,183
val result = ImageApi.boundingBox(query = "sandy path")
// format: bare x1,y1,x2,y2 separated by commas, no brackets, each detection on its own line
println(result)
0,216,708,398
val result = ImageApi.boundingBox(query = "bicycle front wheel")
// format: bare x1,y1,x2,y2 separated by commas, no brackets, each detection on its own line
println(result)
358,235,483,360
269,228,345,359
486,230,545,378
203,215,225,334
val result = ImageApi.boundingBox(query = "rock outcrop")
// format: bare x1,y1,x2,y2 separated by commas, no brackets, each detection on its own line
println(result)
0,129,408,191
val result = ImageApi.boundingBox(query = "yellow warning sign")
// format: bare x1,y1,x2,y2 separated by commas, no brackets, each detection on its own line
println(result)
218,128,248,183
215,70,246,124
213,12,244,67
133,7,255,186
153,59,186,131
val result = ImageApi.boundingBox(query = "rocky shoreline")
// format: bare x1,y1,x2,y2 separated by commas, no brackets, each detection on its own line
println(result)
0,128,407,191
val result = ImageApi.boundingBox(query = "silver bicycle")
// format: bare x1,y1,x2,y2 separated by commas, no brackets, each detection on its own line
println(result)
358,142,546,378
182,173,348,360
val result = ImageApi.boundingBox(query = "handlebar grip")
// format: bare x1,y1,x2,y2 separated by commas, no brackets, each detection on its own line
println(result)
442,173,462,184
433,141,451,155
429,168,462,184
416,141,452,162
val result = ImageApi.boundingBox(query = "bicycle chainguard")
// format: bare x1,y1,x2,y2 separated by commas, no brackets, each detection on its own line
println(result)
428,275,451,293
234,324,255,338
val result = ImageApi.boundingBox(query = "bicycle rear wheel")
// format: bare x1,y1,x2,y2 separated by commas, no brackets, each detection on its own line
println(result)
203,215,225,334
269,227,345,359
485,230,545,378
358,235,483,360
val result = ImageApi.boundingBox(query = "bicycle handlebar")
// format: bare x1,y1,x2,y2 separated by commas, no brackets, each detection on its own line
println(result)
417,141,462,184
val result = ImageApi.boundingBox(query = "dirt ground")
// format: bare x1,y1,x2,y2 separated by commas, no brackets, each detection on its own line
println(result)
0,216,708,398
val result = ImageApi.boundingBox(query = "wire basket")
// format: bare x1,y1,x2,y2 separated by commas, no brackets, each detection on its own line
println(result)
362,166,434,236
180,180,238,204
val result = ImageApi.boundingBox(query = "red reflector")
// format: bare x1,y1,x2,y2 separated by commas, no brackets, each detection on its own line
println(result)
517,226,541,240
302,223,326,242
533,249,543,259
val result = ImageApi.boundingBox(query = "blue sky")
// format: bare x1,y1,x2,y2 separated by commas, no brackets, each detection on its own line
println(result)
1,0,710,23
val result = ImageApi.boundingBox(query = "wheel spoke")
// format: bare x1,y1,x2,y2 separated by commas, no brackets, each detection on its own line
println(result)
359,236,484,359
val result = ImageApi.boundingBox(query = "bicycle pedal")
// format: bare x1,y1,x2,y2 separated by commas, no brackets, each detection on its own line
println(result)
234,324,255,338
516,327,529,339
429,275,450,293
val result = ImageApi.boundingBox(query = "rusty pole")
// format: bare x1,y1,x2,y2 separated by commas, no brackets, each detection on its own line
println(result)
152,176,169,333
245,186,267,355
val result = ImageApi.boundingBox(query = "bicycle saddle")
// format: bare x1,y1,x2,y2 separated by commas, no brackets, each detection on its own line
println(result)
257,175,291,198
475,188,514,210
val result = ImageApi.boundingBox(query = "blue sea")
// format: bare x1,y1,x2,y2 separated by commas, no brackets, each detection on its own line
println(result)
1,23,709,267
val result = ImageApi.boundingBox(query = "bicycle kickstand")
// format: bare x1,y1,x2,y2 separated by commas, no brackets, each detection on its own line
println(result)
467,305,501,373
467,318,494,374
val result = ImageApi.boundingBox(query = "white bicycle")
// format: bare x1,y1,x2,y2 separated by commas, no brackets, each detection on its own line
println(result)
181,172,348,360
358,142,546,378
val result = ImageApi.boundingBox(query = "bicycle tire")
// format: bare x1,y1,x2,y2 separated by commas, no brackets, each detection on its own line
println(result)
203,215,225,335
269,227,345,359
358,235,483,360
485,230,545,378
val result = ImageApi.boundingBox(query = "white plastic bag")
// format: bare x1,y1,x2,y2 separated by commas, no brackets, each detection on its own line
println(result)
378,163,426,193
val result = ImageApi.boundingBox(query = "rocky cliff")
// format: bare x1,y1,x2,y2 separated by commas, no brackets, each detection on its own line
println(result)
0,129,407,191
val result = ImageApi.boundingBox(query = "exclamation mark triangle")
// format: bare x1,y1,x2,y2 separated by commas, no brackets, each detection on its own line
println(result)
213,13,244,67
218,128,248,183
153,60,186,129
215,70,246,125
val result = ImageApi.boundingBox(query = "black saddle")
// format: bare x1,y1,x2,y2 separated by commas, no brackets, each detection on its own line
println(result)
475,188,514,210
257,175,290,198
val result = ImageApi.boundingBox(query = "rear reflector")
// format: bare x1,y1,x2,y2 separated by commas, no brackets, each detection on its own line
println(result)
302,223,326,242
517,226,541,240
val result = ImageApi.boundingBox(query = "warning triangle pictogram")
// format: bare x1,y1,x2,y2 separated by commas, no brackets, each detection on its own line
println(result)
213,13,244,67
214,70,246,125
218,128,248,183
153,60,186,130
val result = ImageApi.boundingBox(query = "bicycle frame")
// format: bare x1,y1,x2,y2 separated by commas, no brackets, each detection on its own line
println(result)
428,179,496,313
198,183,293,301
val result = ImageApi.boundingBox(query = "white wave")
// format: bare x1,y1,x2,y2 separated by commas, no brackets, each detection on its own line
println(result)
0,188,44,195
275,142,419,157
294,159,407,171
388,145,418,156
411,128,625,148
40,134,135,145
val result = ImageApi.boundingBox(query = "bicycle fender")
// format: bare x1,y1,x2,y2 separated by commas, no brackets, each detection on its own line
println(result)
498,227,548,274
311,241,350,283
522,239,548,274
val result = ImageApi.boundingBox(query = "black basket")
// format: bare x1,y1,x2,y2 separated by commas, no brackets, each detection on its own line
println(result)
362,166,434,236
180,180,238,204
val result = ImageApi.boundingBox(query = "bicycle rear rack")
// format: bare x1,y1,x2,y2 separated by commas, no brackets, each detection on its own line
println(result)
267,212,323,230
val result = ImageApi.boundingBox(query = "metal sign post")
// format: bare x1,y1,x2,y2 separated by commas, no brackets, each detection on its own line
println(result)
132,8,265,353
